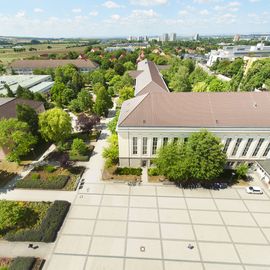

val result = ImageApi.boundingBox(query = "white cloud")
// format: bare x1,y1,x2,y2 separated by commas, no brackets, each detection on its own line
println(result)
72,8,82,13
214,1,240,12
179,10,189,16
89,11,99,16
200,9,209,15
130,0,168,6
15,11,26,18
131,9,158,18
193,0,219,3
249,0,260,2
34,8,44,13
216,13,236,24
111,14,120,20
102,1,122,9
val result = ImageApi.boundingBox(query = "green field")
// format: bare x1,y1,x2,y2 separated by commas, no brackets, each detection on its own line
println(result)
0,43,89,65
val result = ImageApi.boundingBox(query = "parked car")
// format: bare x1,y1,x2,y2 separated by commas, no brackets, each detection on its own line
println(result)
246,186,263,194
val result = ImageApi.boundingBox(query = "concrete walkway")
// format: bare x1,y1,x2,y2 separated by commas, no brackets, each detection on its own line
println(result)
0,189,75,202
142,167,148,184
0,241,54,260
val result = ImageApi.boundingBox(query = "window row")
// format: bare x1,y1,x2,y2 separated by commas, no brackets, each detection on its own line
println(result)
132,136,188,155
223,137,270,157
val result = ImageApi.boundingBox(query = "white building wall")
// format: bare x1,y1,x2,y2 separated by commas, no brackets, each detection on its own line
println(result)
118,127,270,167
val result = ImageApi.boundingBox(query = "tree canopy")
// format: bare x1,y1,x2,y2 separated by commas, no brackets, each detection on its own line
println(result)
0,118,37,162
154,130,226,183
39,108,72,144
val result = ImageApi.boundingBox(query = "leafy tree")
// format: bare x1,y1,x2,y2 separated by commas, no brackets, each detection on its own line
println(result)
16,104,39,135
4,84,15,97
123,61,135,71
236,163,249,179
0,64,6,75
0,118,37,162
88,69,105,85
69,89,93,113
155,142,189,182
193,82,208,92
207,78,229,92
0,201,29,232
169,66,191,92
39,108,72,145
185,130,226,181
50,82,74,107
16,86,34,100
71,138,88,155
103,134,119,167
76,113,100,132
189,67,209,85
114,63,125,75
108,111,120,134
94,87,113,116
154,130,226,183
118,86,134,105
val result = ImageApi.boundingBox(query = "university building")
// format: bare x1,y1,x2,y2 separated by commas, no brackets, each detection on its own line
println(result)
117,59,270,168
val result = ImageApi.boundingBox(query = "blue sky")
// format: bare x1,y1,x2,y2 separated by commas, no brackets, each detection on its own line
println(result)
0,0,269,38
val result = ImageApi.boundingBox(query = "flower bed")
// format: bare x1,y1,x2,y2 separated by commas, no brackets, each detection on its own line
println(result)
103,166,142,181
5,201,70,243
16,165,83,190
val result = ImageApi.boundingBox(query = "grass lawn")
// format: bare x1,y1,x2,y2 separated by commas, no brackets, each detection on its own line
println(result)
0,201,51,239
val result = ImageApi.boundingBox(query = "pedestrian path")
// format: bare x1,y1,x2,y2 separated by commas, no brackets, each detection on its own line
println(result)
0,241,53,260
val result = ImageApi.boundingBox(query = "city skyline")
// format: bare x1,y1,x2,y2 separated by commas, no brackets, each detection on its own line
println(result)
0,0,269,38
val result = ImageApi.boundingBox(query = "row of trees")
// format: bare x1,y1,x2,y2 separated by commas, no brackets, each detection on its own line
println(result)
163,58,232,92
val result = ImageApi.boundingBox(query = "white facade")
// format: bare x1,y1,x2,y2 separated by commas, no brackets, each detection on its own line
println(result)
207,43,270,67
118,127,270,167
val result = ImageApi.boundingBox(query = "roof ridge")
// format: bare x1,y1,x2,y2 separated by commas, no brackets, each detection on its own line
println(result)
117,93,149,126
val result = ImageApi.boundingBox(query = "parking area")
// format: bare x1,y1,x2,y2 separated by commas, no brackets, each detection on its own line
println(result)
46,183,270,270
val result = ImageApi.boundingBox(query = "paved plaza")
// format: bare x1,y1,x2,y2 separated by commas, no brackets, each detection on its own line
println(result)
46,182,270,270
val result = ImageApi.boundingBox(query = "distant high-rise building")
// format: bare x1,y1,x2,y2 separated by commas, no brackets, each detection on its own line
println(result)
234,34,241,42
193,33,200,41
161,33,169,42
169,33,177,42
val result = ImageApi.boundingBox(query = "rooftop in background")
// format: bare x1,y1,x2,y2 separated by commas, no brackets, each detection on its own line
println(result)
0,75,53,95
134,59,169,96
118,92,270,128
10,59,98,70
0,97,45,119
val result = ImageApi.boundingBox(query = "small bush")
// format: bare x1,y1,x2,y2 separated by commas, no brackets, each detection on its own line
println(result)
16,175,69,190
31,173,40,180
44,165,56,173
9,257,36,270
114,167,142,176
71,138,88,156
148,167,160,176
5,201,70,243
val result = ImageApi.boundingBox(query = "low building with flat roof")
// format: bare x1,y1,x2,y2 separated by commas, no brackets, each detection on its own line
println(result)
10,59,98,75
0,75,54,95
117,60,270,167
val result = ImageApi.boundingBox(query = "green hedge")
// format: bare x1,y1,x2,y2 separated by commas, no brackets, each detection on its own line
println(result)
9,257,36,270
5,201,70,243
69,145,94,161
115,167,142,176
148,167,160,176
16,175,69,190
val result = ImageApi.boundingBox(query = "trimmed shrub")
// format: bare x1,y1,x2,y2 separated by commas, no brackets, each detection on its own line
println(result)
148,167,160,176
16,175,69,190
31,173,40,180
69,145,94,161
44,165,56,173
5,200,70,243
114,167,142,176
9,257,36,270
71,138,88,156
